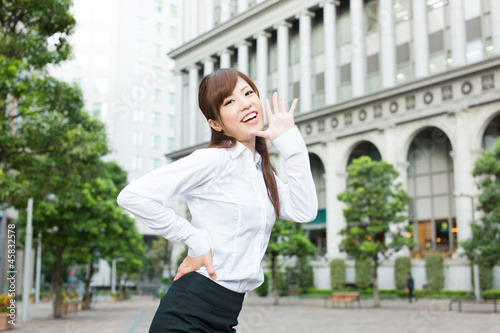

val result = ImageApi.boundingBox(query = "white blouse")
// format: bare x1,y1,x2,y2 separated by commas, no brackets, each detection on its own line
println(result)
117,126,317,293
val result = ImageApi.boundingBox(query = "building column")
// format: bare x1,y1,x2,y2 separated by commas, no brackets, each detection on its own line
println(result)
219,49,234,68
298,10,314,113
452,110,476,249
238,0,248,14
276,21,292,101
174,70,184,150
350,0,365,97
190,0,198,40
322,0,337,106
206,0,214,31
413,0,429,78
325,140,347,259
379,0,396,88
449,0,466,66
255,31,271,104
237,40,251,75
491,0,500,55
220,0,231,23
188,65,200,146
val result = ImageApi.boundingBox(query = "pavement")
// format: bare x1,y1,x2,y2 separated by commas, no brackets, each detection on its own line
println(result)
10,295,499,333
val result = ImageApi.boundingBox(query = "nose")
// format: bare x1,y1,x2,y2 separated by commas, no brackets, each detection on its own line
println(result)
237,96,251,111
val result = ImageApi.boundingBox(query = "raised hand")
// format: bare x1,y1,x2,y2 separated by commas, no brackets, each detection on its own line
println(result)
250,92,297,141
174,250,217,281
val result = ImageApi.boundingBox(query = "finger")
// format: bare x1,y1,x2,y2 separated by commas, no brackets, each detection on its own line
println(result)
289,98,298,116
280,94,286,114
272,92,279,113
264,98,273,120
205,263,217,281
249,129,270,139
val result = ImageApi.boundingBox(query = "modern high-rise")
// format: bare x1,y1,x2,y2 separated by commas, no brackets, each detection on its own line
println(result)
168,0,500,290
50,0,179,287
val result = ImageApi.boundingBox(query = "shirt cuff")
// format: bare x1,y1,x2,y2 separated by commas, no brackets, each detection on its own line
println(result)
271,126,306,159
185,229,211,257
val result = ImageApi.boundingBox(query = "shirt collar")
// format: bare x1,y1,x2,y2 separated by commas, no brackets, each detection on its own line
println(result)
227,141,262,167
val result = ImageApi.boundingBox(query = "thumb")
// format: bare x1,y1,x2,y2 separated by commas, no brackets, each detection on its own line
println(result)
205,261,217,281
249,129,269,139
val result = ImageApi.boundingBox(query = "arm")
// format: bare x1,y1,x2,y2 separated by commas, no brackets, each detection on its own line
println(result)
273,126,318,222
116,148,222,257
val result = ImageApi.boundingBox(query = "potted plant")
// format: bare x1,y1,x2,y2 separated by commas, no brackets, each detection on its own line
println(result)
67,291,79,312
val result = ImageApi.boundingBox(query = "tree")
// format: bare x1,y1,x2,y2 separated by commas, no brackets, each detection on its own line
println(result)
337,156,412,308
462,138,500,272
265,219,316,305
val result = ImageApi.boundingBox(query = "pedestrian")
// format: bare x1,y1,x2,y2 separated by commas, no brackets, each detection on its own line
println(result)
407,272,417,303
117,67,318,332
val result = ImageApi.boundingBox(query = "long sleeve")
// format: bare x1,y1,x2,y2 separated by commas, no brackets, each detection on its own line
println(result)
116,149,223,257
272,126,318,222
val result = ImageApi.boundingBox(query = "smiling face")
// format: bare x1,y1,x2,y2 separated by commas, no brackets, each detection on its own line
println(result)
208,76,264,153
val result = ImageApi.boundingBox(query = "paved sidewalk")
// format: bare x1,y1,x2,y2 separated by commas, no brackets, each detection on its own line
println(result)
11,296,499,332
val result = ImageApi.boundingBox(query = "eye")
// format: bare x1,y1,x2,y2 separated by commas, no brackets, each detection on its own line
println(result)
245,90,254,96
223,99,234,106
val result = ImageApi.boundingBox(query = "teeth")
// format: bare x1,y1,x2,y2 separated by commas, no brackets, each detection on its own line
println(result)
242,112,257,122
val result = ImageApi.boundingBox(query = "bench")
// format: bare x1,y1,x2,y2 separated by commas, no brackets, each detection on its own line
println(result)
325,292,361,308
449,294,498,313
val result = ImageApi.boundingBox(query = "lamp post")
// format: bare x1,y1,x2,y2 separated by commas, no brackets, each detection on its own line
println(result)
111,258,124,294
22,198,34,322
454,192,480,301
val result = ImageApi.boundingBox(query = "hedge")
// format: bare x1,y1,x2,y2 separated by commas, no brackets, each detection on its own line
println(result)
394,256,411,290
330,258,346,290
355,257,372,289
425,254,444,290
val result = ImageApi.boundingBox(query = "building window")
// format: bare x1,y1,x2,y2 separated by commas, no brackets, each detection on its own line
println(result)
396,43,412,83
364,0,379,33
132,132,144,147
289,33,300,64
135,62,145,75
151,111,161,125
167,70,176,83
167,137,175,151
167,92,175,105
153,44,162,57
92,102,103,118
136,39,146,54
169,26,176,39
268,43,277,74
94,32,110,46
339,63,351,101
154,0,163,13
136,17,146,31
152,66,162,80
132,156,143,170
73,54,88,68
426,0,448,10
167,114,175,128
366,53,380,92
133,108,145,123
152,89,162,102
170,4,177,17
153,22,162,34
311,23,324,55
337,14,350,44
394,0,411,22
466,17,483,64
150,158,161,170
151,134,161,148
73,78,85,93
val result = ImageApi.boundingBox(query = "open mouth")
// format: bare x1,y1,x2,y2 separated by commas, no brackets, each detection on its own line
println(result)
242,112,257,123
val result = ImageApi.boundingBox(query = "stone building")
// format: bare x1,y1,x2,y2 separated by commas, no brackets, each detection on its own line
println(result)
167,0,500,290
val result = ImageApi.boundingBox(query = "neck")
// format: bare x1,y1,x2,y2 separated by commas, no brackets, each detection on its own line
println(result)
240,139,256,159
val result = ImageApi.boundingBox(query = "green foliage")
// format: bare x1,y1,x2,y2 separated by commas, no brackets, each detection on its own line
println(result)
337,156,412,260
394,257,411,290
285,257,314,294
425,254,444,290
462,138,500,269
144,237,173,283
355,257,371,289
483,289,500,299
479,265,493,291
329,258,346,290
256,273,270,297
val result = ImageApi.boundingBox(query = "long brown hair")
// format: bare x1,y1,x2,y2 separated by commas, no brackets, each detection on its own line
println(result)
198,68,280,217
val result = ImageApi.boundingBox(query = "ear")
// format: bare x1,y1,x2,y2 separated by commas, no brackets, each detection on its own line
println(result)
208,119,223,132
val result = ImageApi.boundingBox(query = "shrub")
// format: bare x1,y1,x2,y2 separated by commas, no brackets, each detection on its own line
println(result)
355,257,371,289
479,265,493,291
330,258,346,290
394,257,411,290
425,254,444,290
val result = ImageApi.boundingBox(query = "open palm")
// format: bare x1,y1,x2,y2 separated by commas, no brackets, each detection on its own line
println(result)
250,92,297,141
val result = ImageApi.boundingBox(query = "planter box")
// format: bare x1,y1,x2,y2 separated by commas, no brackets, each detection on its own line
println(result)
0,313,14,331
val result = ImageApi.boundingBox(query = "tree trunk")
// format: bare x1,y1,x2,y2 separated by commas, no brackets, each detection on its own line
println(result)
373,257,380,308
271,253,279,305
82,259,95,310
53,246,64,318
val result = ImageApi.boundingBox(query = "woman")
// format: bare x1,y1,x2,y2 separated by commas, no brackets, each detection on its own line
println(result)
117,68,317,332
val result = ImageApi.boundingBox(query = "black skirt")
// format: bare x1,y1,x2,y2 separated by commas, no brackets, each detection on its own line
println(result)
149,272,246,333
